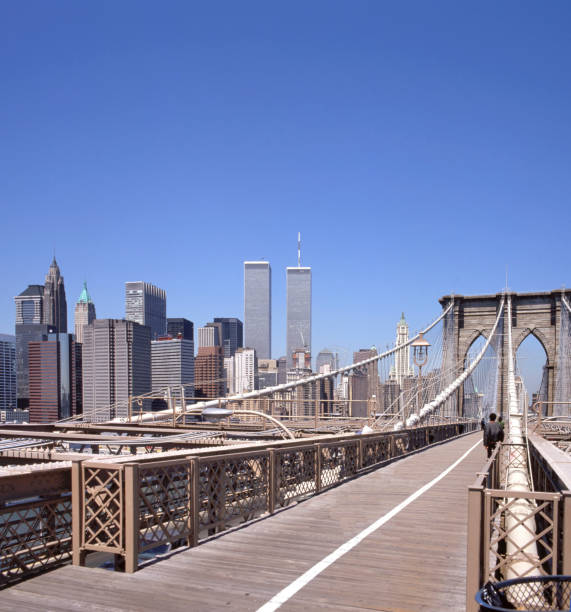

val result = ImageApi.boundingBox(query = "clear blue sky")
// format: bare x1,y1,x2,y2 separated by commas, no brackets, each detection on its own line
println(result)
1,2,570,394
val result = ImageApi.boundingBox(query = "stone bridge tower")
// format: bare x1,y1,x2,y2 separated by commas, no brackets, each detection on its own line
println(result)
439,290,570,417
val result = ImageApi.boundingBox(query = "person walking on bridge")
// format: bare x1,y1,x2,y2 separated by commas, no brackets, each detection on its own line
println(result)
483,412,504,458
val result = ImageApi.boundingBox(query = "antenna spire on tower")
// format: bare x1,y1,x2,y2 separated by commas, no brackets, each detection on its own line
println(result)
297,232,301,267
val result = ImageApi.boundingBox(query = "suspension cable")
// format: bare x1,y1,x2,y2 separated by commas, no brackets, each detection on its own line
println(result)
133,300,455,423
404,297,505,428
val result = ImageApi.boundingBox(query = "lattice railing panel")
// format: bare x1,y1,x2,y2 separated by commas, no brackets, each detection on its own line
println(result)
275,447,316,507
362,436,392,468
409,428,427,450
501,443,528,480
199,453,269,535
0,496,72,587
485,491,560,581
393,434,410,457
138,461,192,552
82,464,123,552
319,442,359,490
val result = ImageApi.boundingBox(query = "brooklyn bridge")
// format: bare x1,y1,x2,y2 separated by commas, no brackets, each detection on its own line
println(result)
1,290,570,611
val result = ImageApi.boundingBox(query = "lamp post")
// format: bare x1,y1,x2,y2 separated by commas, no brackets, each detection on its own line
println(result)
411,333,430,422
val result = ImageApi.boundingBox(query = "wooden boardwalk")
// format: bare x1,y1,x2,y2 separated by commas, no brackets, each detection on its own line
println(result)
1,432,485,611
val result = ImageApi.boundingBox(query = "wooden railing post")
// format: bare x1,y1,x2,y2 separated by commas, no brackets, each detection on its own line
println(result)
562,490,571,574
71,459,86,566
124,463,139,573
190,457,200,547
315,444,322,493
466,485,484,612
268,450,276,515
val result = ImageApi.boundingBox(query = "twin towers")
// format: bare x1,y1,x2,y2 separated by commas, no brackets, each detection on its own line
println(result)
244,259,311,369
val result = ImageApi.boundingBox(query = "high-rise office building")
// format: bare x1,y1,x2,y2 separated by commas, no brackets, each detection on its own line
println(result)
394,313,413,386
258,358,278,389
233,347,257,394
379,378,401,413
15,285,44,325
0,334,16,412
223,356,234,395
198,325,218,348
286,365,315,417
291,349,311,371
28,333,80,423
125,281,166,339
82,319,151,421
350,348,379,418
194,346,224,399
14,284,52,409
316,349,338,373
213,317,243,358
286,266,311,368
277,356,287,385
74,281,96,344
151,337,194,407
167,318,194,341
43,257,67,333
244,261,271,360
319,377,335,415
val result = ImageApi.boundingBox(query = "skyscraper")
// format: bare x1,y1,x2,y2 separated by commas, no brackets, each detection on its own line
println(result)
194,346,224,399
223,356,234,395
125,281,166,339
350,348,379,417
74,281,96,344
82,319,151,421
258,358,278,389
316,349,338,373
15,285,44,325
151,337,194,404
286,266,311,367
213,317,243,358
277,356,287,384
244,261,271,360
167,318,194,341
43,257,67,333
233,347,258,394
198,325,218,348
14,284,54,408
0,334,16,412
28,333,80,423
394,313,413,386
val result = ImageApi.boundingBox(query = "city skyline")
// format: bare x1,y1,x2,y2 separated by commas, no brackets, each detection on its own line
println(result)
4,252,555,397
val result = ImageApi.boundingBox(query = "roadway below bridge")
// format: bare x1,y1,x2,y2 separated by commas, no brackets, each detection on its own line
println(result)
0,431,485,611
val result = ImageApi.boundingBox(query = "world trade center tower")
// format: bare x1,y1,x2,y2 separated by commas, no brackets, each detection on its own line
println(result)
244,261,271,360
286,266,311,368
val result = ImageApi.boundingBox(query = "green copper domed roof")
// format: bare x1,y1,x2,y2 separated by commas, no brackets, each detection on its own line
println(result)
398,312,407,326
77,281,93,304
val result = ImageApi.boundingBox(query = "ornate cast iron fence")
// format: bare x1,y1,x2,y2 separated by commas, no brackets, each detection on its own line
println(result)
73,421,477,573
80,462,124,554
197,450,269,536
273,446,316,507
0,467,72,587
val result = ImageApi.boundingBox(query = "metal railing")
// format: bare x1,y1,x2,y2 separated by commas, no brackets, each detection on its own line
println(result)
72,421,476,573
0,466,72,587
466,434,571,612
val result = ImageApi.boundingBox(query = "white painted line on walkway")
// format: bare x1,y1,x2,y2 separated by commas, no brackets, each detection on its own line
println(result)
256,439,481,612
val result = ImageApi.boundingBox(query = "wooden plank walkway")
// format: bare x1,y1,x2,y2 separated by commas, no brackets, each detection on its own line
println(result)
0,432,486,612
